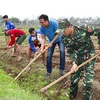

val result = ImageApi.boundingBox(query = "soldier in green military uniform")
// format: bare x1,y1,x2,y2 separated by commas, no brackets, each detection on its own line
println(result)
57,19,100,100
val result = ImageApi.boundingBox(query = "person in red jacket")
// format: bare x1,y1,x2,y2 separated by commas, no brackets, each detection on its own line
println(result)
4,29,27,61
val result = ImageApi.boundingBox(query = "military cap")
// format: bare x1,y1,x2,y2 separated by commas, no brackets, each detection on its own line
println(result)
58,18,71,29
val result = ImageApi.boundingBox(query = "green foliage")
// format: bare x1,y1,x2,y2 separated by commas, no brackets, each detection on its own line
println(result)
9,17,20,23
0,28,4,36
0,15,3,23
0,69,41,100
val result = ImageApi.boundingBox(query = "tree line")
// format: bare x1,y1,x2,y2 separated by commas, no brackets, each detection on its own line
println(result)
0,15,100,27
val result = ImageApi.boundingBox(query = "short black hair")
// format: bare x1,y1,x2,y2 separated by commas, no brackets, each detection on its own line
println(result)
2,15,8,19
39,14,49,21
28,28,35,34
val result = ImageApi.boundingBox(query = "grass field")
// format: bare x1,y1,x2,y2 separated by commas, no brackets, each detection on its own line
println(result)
0,69,41,100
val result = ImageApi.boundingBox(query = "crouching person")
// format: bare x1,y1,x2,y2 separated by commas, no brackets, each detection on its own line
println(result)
4,29,27,61
28,28,46,65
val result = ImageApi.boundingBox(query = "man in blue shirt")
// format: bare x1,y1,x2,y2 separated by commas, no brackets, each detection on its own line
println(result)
39,14,65,77
3,15,16,56
2,15,15,44
2,15,15,30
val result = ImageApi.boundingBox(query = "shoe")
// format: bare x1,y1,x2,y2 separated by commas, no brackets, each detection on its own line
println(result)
45,73,51,79
26,61,29,65
60,70,65,76
11,54,17,57
42,61,47,66
44,63,47,66
26,67,31,72
17,57,22,62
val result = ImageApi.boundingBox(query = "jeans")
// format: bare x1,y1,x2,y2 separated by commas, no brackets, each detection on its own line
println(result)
46,39,65,73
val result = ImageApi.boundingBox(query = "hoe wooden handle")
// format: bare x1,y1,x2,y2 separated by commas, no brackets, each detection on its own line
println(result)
40,54,99,92
14,46,49,81
0,46,13,50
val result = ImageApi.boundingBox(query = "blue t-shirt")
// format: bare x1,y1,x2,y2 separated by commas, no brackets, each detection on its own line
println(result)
36,30,41,34
5,20,15,30
28,35,37,52
40,19,62,43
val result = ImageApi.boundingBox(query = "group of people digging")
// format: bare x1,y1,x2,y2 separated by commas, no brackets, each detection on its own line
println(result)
2,14,100,100
2,15,27,61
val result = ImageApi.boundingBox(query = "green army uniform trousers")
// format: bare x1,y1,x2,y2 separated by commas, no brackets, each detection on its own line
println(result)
69,52,96,100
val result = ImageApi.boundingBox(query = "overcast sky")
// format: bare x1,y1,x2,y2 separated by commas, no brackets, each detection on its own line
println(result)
0,0,100,20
